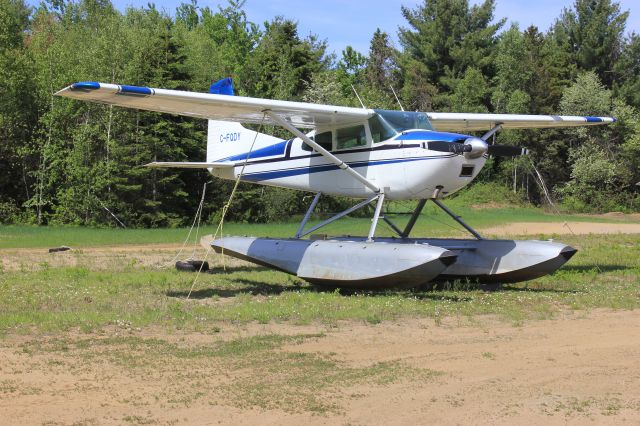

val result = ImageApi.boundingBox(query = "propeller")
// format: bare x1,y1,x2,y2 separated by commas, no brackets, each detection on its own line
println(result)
426,141,471,154
426,138,490,158
487,145,529,156
426,129,528,158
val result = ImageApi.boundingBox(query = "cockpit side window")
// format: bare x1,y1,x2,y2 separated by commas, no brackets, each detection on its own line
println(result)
302,131,333,152
368,114,397,143
336,125,366,150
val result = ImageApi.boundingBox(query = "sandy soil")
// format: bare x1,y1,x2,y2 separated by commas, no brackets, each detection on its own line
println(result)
0,310,639,425
2,225,639,424
481,221,640,236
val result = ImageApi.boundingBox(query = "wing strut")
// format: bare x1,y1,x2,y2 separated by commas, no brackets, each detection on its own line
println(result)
263,110,380,194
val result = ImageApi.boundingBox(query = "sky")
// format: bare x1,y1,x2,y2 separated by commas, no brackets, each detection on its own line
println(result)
39,0,640,56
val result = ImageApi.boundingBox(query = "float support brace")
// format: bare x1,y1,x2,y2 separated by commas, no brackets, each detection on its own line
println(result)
295,192,321,238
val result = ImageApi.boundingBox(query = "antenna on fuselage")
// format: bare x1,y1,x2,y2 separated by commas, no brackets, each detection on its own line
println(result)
390,85,405,111
351,85,367,109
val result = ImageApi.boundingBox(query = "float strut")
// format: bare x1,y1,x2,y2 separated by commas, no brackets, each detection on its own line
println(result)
367,192,385,242
401,199,428,238
431,198,483,240
295,192,321,238
382,215,405,237
297,194,378,239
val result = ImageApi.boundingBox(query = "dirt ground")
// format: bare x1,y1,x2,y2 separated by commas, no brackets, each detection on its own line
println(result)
1,310,639,425
2,223,640,425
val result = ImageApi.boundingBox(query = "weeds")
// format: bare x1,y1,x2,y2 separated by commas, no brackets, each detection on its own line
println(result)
0,234,638,333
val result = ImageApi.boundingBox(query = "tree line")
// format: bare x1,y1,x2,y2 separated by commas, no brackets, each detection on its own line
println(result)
0,0,639,227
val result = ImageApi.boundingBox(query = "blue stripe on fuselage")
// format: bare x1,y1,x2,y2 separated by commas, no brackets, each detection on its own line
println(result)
223,134,460,165
395,131,469,142
240,155,452,182
221,140,289,161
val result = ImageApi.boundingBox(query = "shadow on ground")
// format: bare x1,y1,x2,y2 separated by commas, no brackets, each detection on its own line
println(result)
205,265,272,274
167,263,627,299
558,264,632,273
166,278,306,299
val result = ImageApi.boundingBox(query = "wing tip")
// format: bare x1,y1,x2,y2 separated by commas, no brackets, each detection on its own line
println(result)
584,116,616,124
56,81,155,97
72,81,101,91
55,81,101,97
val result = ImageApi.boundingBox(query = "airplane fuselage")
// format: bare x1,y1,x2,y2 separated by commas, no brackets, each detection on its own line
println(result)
211,129,487,200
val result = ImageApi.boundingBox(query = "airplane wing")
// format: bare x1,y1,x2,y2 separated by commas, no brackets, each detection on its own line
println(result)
56,82,615,132
55,82,372,129
426,112,615,132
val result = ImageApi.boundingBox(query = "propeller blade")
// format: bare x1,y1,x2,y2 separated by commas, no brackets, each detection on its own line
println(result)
426,141,471,154
487,145,529,157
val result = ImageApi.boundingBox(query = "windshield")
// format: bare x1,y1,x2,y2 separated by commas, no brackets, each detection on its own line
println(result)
374,109,434,132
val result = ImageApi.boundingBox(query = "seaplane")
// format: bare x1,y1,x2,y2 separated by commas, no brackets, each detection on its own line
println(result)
56,77,615,289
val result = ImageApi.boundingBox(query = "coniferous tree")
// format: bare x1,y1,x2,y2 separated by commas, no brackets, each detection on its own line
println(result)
557,0,628,86
399,0,505,111
0,0,36,222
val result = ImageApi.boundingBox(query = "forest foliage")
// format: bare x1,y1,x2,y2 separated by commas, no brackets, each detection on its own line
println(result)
0,0,639,227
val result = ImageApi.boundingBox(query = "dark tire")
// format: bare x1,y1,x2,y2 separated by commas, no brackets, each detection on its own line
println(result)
187,260,209,272
49,246,71,253
480,282,503,292
175,261,196,272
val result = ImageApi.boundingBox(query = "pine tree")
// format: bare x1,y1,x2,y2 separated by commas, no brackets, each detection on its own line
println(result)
399,0,505,111
614,34,640,108
556,0,628,86
0,0,36,222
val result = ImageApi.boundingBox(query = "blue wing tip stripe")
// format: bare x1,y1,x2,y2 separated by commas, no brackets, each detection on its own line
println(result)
119,85,153,96
71,81,100,91
69,81,154,96
584,116,616,123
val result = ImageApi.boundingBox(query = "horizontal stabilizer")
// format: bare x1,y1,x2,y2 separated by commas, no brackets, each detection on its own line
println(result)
144,161,234,169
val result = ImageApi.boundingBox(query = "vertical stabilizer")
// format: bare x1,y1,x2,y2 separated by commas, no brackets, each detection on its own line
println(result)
206,78,282,162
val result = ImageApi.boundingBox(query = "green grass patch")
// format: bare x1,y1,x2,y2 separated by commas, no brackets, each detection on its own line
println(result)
2,183,638,248
1,234,638,333
1,200,637,249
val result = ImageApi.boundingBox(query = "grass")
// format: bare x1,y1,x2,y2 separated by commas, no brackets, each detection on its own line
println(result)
0,206,634,249
1,197,639,417
2,182,638,249
0,233,638,333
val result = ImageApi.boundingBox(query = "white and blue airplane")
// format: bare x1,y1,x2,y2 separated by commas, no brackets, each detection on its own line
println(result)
56,78,615,289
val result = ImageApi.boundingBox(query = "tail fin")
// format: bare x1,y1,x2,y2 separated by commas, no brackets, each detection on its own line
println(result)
206,78,281,162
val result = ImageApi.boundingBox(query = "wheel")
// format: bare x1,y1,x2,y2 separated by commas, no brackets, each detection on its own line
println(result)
187,260,209,272
175,261,196,272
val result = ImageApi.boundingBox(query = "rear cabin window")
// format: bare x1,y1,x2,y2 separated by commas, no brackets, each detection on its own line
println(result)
336,125,366,150
302,131,333,152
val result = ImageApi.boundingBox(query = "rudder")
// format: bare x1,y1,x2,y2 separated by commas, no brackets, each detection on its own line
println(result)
206,78,281,162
